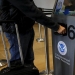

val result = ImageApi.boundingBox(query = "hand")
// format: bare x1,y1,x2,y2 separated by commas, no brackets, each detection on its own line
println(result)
57,25,66,34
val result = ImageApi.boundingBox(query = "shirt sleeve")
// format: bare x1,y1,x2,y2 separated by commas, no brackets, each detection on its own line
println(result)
7,0,59,31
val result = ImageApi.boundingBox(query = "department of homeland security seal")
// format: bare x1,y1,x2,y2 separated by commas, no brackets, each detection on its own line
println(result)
57,41,67,55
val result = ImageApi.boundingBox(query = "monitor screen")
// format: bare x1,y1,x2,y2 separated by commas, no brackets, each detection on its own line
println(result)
54,0,75,16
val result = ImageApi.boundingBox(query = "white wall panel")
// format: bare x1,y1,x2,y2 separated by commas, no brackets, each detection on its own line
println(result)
33,0,56,9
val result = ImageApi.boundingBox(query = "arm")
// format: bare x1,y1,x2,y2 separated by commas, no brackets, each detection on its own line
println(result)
7,0,59,31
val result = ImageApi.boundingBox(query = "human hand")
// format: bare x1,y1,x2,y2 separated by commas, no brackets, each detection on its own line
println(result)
57,25,66,34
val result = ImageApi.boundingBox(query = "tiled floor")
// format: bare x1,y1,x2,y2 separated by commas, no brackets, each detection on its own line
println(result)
0,23,54,72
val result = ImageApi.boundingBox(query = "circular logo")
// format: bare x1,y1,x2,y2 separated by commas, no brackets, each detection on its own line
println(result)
57,41,67,55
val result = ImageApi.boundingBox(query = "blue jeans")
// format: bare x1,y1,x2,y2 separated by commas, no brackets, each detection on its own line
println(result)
5,28,34,64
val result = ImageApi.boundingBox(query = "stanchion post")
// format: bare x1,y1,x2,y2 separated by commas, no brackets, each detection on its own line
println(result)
40,26,53,75
0,25,10,67
0,20,14,67
44,26,50,75
36,23,44,42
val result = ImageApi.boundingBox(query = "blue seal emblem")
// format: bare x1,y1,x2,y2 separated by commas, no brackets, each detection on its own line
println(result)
57,41,67,55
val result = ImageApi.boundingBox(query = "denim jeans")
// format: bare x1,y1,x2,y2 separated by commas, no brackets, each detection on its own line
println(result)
5,28,34,64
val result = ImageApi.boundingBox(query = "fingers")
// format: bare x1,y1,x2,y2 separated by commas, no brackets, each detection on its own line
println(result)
60,29,66,34
57,25,66,34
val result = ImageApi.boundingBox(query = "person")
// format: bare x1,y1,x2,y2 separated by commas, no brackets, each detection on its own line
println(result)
64,0,75,11
0,0,66,73
56,1,63,12
64,0,72,7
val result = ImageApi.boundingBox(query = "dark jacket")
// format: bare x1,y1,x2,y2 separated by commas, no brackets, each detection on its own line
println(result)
1,0,59,33
0,0,35,33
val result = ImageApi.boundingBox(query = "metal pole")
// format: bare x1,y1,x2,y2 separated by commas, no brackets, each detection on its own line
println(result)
0,25,10,67
44,27,50,75
36,23,44,42
44,27,54,75
15,24,24,65
40,27,53,75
